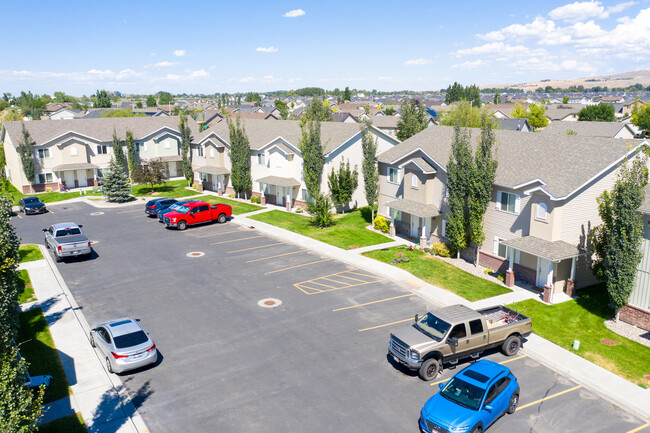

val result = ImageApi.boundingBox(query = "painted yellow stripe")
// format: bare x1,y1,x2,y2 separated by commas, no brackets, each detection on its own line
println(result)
196,229,243,238
346,270,381,279
627,423,650,433
15,213,23,219
306,280,341,290
307,279,386,294
266,258,333,275
515,385,581,412
130,215,143,219
358,318,413,332
228,242,285,254
116,209,141,214
333,294,415,312
246,249,306,263
209,235,263,245
430,355,527,386
429,377,448,387
295,284,323,294
47,209,55,214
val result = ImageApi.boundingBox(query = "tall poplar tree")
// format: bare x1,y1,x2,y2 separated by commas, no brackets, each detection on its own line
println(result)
17,125,35,188
299,120,324,198
111,129,125,171
328,159,358,214
445,126,472,258
228,118,252,198
125,129,137,180
179,115,194,186
591,156,648,319
396,100,428,141
361,122,379,222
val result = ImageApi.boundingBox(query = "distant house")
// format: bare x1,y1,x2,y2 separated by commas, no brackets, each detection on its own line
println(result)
331,112,359,123
541,121,639,139
48,108,81,120
545,104,584,122
498,118,531,132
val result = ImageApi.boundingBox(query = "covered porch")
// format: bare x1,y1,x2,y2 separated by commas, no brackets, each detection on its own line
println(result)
52,163,100,191
156,155,184,178
256,175,301,211
501,236,582,303
385,198,440,246
194,165,229,195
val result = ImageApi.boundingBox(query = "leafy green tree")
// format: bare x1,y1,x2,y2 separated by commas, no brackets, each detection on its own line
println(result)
304,98,332,122
578,103,616,122
299,120,324,198
384,107,396,116
132,158,169,192
100,109,145,118
146,95,157,107
361,123,379,222
158,92,173,105
125,130,137,179
511,103,527,119
310,193,334,227
17,125,35,187
562,96,570,104
245,92,261,103
445,82,465,104
179,116,194,186
228,118,252,198
493,92,501,104
16,92,46,120
439,101,499,129
512,102,548,130
328,159,358,214
0,142,5,174
111,129,126,171
631,102,650,137
95,90,112,108
343,87,352,102
396,100,428,141
0,195,20,349
135,101,143,109
591,156,648,319
445,126,472,257
274,99,289,120
101,157,132,202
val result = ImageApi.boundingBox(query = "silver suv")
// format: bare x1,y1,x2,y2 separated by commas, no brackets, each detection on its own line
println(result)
90,318,158,373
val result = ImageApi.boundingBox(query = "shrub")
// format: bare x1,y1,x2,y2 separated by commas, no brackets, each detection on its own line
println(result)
483,268,494,275
497,273,505,282
250,196,261,203
308,193,334,227
45,187,52,193
228,194,235,198
295,207,303,213
374,215,389,233
432,242,452,258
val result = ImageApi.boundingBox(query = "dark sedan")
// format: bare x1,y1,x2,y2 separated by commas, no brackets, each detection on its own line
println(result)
19,197,47,215
145,198,178,217
157,199,197,222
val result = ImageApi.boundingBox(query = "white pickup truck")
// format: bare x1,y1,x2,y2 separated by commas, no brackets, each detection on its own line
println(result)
43,222,92,262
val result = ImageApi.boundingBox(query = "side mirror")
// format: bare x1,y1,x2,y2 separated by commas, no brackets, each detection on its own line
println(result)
78,224,83,228
484,405,493,412
42,229,47,232
438,382,445,390
448,337,458,347
414,314,419,323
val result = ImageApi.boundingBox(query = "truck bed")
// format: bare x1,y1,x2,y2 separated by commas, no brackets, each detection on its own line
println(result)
478,305,529,330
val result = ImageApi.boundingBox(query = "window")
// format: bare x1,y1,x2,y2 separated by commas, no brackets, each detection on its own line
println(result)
96,168,104,178
302,188,313,202
493,237,520,263
388,167,400,184
469,319,484,335
485,377,509,405
257,153,265,165
496,191,520,214
37,173,53,184
197,146,204,157
449,323,467,339
70,147,78,156
445,186,449,198
164,141,171,149
36,149,50,159
536,202,548,220
441,219,447,238
142,143,147,152
97,145,108,155
411,174,418,189
210,149,215,158
388,207,401,221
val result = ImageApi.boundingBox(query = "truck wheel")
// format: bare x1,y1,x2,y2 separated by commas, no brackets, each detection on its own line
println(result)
507,392,519,414
54,252,62,263
502,335,522,356
418,358,440,381
44,239,49,249
90,333,96,348
217,213,226,223
177,220,188,231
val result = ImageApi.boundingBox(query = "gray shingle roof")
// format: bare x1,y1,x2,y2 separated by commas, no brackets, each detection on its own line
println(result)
377,124,645,200
385,198,440,217
255,175,301,187
52,163,98,171
498,118,530,132
540,121,629,138
501,236,582,261
193,165,229,175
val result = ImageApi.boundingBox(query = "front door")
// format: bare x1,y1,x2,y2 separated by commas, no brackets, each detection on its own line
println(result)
536,257,553,287
77,170,88,187
410,215,419,238
63,171,75,188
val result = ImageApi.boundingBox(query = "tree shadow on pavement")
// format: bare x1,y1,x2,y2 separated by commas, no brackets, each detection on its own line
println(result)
90,380,153,431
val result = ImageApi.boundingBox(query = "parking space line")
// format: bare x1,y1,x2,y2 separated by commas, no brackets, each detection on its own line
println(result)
210,235,264,245
515,385,581,412
15,213,22,219
196,229,244,238
358,318,412,332
228,242,285,254
321,276,355,285
333,294,415,312
429,355,528,386
130,215,143,219
246,250,306,263
307,280,342,290
330,273,369,283
295,284,323,295
295,269,387,295
116,209,140,214
48,209,55,214
187,224,232,232
346,270,381,279
627,423,650,433
266,258,333,275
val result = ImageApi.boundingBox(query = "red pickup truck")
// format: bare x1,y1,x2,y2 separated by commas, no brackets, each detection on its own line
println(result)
163,201,232,230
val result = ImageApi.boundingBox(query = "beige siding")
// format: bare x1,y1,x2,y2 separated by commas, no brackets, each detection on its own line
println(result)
632,215,650,310
3,135,26,189
528,194,558,241
481,188,531,256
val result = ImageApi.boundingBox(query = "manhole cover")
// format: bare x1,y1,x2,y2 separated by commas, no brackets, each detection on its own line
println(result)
90,212,104,216
186,251,205,258
600,338,618,346
257,298,282,308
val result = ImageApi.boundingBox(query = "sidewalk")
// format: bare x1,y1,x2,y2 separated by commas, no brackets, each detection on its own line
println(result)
233,214,650,421
20,247,150,433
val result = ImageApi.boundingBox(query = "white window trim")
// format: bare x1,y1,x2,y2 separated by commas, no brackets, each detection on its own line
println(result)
536,202,548,220
70,147,78,156
258,152,266,165
441,219,447,238
411,174,418,189
36,149,51,159
493,236,520,264
495,190,520,215
387,167,400,184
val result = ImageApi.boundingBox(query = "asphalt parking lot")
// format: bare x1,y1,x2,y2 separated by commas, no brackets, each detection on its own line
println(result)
12,201,649,433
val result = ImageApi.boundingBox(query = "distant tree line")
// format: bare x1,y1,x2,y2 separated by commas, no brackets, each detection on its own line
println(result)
444,82,481,108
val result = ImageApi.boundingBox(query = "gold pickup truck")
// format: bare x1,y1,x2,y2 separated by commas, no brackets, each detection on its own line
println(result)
388,304,532,381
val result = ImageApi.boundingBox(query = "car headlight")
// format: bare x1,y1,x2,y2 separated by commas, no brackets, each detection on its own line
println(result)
449,426,471,433
409,350,420,360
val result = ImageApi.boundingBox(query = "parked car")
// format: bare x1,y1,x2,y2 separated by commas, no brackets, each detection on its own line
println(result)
389,304,531,380
419,360,519,433
90,318,157,374
163,201,232,230
43,222,92,262
157,199,197,223
145,198,178,217
19,197,47,214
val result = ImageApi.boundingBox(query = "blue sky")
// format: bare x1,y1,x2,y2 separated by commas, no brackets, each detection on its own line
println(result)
2,0,650,95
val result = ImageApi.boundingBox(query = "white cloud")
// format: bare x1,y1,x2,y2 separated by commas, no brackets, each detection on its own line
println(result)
454,42,547,57
607,1,636,14
548,1,606,22
173,50,186,57
190,69,209,78
239,77,254,83
478,17,557,42
452,60,487,69
153,61,179,67
404,58,432,65
283,9,305,18
256,46,278,53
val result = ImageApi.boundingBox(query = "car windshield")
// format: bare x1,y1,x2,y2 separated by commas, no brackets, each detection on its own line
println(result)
440,377,485,411
24,197,41,204
56,228,81,236
175,206,190,213
415,313,451,340
113,330,149,349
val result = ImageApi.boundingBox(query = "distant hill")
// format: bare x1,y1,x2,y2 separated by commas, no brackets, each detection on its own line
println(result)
483,69,650,92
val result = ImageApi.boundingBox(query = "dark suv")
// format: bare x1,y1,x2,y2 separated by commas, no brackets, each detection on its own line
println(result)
157,199,197,222
145,198,178,217
19,197,47,215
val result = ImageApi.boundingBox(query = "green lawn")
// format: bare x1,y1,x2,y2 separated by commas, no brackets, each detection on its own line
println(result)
131,179,199,198
248,207,393,249
5,182,102,206
19,244,44,263
38,413,87,433
18,308,71,404
363,247,511,301
18,269,36,304
194,195,264,215
512,284,650,387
